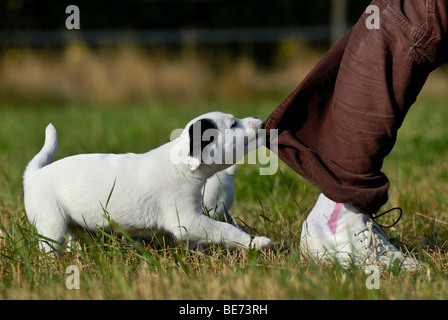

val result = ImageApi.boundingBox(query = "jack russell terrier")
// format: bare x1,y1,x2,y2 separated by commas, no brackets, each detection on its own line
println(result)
23,112,272,253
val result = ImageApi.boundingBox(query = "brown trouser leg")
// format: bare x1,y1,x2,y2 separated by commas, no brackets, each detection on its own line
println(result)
264,0,448,213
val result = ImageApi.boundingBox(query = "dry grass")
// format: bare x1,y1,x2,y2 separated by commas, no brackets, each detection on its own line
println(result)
1,42,446,106
1,97,448,300
0,42,323,104
1,44,448,301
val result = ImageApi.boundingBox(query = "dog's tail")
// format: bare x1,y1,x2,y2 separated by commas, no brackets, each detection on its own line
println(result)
24,123,58,181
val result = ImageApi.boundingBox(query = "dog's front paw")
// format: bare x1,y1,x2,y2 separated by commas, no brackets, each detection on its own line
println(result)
251,236,273,250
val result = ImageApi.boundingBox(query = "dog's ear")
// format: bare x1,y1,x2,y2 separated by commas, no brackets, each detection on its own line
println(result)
184,118,218,171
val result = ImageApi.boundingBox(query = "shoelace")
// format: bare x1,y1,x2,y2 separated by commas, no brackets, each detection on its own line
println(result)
355,207,403,260
369,207,403,228
354,221,391,259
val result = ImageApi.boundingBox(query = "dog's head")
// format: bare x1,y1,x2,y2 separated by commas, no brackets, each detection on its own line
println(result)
179,112,263,172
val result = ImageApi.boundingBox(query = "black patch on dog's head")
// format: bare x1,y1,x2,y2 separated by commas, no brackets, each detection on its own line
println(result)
188,118,218,159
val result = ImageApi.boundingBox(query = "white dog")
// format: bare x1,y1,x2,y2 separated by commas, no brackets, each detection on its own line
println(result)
202,164,238,226
23,112,272,253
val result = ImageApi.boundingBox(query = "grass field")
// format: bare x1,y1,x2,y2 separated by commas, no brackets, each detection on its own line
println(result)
1,89,448,300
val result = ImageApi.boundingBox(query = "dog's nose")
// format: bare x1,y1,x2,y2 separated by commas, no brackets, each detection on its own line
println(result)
242,117,263,130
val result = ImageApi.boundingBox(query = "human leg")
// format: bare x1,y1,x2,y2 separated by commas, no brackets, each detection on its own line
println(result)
264,0,448,214
265,0,447,268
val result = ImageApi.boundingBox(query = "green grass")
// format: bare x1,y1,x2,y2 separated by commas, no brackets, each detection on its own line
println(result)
1,95,448,300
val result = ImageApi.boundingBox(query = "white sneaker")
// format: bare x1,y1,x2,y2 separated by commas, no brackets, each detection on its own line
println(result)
300,214,421,271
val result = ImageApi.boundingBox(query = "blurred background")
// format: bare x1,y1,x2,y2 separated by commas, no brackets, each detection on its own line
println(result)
0,0,398,105
0,0,447,106
3,1,448,301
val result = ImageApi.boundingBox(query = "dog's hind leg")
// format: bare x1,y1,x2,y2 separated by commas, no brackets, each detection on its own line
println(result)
66,226,83,252
30,201,68,253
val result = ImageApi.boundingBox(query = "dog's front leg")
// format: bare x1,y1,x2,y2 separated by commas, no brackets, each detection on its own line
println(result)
174,214,272,250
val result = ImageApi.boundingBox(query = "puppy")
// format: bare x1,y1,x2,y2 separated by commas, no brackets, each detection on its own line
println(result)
23,112,272,253
137,165,238,248
202,164,238,226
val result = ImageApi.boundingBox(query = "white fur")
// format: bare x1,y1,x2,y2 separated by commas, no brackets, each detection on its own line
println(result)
202,164,237,226
23,112,272,253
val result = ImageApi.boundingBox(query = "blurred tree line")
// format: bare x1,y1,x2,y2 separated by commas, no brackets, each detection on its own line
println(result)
2,0,371,30
0,0,375,73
